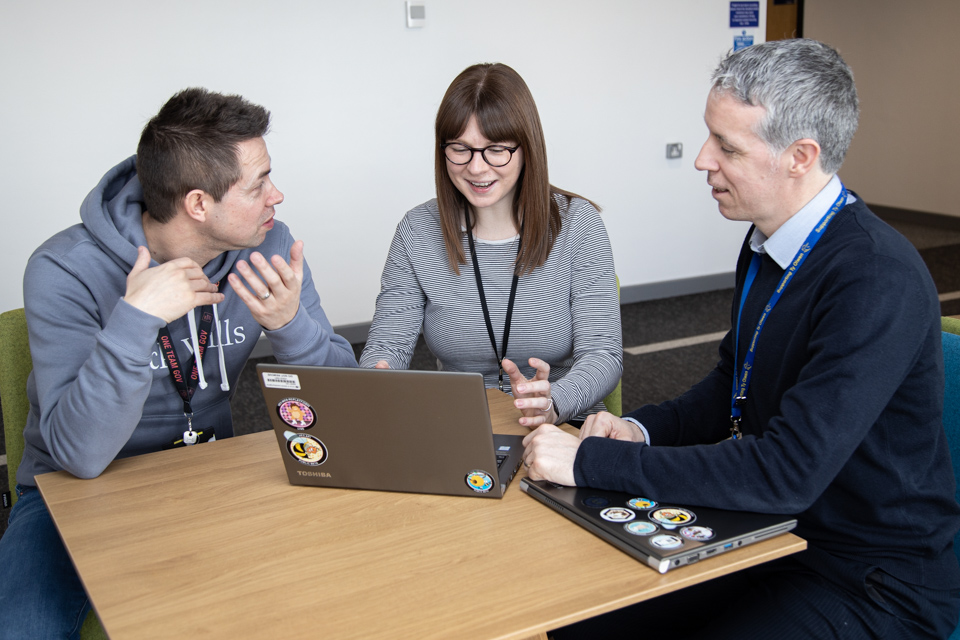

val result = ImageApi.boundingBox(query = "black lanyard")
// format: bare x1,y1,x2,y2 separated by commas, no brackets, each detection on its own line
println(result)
157,306,215,425
465,208,521,392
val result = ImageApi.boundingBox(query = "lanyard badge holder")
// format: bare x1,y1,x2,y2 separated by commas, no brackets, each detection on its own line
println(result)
158,305,216,445
730,188,847,439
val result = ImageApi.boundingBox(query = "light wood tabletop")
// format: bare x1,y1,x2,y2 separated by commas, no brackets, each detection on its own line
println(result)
37,389,805,640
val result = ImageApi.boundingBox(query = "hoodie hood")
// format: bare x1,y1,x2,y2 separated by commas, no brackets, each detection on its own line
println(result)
79,154,244,284
79,155,236,391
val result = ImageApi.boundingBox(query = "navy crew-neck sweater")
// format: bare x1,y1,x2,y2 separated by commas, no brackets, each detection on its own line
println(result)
575,196,960,589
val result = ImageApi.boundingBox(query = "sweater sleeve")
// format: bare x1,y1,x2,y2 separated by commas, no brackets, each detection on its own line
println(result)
359,216,425,369
575,252,931,513
549,200,623,422
23,251,166,479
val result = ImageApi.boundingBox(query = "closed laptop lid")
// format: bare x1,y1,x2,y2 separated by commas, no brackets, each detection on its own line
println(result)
521,479,797,572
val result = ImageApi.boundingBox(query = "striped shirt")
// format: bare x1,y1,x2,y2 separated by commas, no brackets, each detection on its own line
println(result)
360,195,622,422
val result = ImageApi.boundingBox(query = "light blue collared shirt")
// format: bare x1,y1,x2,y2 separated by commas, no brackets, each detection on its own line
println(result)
748,175,853,269
624,175,853,445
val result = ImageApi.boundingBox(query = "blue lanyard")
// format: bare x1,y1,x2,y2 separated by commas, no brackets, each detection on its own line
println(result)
730,187,847,439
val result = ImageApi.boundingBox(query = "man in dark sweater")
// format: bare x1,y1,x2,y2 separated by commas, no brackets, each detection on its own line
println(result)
523,39,960,639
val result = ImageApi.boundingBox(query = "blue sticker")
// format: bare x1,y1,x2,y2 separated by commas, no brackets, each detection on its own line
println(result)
627,497,658,510
729,1,759,28
466,470,494,493
624,521,658,536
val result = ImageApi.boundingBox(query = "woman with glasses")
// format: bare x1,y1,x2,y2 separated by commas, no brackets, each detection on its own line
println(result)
360,63,621,428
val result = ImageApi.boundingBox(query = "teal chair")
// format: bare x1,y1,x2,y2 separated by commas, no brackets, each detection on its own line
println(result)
941,317,960,640
0,308,107,640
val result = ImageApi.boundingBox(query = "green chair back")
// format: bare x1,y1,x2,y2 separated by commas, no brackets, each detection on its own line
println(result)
0,308,31,506
0,308,107,639
602,276,623,416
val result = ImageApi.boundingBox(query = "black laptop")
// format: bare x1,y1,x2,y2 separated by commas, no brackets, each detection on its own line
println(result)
521,478,797,573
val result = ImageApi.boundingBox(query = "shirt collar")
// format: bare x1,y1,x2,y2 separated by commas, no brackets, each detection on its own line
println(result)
749,175,854,269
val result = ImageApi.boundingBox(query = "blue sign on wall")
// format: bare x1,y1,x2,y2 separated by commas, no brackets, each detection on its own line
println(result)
730,2,759,28
734,31,755,51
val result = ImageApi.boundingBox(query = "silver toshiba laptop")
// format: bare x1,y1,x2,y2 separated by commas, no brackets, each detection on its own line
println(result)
521,479,797,573
257,364,524,498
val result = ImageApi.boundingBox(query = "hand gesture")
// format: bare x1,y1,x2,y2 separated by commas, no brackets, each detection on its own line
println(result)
125,246,223,323
228,239,305,330
503,357,557,428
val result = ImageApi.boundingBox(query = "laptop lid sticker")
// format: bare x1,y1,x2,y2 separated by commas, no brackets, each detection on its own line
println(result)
284,431,328,466
466,471,495,493
277,398,316,429
262,372,302,390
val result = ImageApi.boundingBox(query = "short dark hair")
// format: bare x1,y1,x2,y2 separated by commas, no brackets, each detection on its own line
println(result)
711,39,859,174
136,88,271,223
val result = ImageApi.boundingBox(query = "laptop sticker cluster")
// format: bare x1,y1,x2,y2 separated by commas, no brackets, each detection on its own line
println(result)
593,497,714,546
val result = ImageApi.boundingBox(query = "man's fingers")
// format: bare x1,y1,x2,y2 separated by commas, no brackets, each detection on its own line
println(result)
289,240,305,278
130,246,152,277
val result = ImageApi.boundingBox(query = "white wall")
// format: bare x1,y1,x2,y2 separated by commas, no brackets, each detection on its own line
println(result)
0,0,761,326
805,0,960,217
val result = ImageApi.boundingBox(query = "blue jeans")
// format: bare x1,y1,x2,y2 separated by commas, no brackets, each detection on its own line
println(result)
0,485,91,640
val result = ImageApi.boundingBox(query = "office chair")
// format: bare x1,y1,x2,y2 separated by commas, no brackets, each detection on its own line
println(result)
0,308,107,640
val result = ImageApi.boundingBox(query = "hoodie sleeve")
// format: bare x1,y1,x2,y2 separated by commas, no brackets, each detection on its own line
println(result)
262,232,357,368
23,249,167,479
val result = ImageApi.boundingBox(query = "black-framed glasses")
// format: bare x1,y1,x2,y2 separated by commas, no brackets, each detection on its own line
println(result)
441,143,520,167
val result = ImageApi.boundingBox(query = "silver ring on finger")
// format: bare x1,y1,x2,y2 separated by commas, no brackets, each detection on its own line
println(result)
541,398,554,415
260,291,271,301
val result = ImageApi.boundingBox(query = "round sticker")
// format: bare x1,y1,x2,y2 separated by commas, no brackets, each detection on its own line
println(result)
582,496,611,509
650,534,684,549
600,507,636,523
624,521,658,536
466,470,495,493
649,507,696,529
681,526,715,541
277,398,316,429
285,433,327,466
626,497,658,510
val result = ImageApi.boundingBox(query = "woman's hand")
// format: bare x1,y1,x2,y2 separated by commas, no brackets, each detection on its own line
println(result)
503,357,558,428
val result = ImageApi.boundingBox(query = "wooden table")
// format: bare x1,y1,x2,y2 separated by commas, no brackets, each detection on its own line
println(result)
37,390,805,640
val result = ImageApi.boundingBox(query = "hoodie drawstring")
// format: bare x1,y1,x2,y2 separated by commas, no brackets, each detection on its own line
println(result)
212,303,230,392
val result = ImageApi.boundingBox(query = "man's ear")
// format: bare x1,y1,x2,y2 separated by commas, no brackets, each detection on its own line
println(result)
182,189,211,223
786,139,822,178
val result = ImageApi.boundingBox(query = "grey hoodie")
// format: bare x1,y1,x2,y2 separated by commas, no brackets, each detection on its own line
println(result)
18,156,357,484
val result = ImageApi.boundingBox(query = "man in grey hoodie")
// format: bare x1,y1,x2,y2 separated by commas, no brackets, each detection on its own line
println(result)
0,88,357,638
